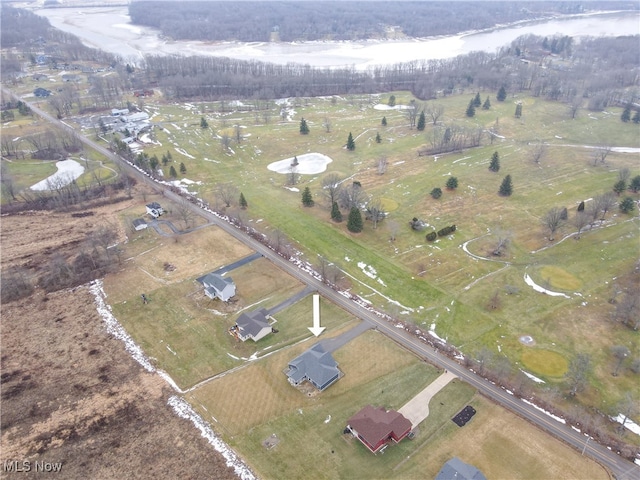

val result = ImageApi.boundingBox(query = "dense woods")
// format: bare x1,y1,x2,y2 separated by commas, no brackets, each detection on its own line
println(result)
128,1,624,42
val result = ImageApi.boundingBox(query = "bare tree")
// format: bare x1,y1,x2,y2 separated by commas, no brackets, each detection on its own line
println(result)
611,345,630,376
591,145,612,166
1,163,17,202
475,347,494,375
175,199,196,230
0,267,33,303
322,117,331,133
404,99,419,128
614,287,640,330
321,173,343,207
376,155,388,175
234,124,242,143
615,392,638,435
529,141,547,166
565,352,591,396
595,192,617,220
567,96,582,119
573,212,590,238
387,219,399,242
220,133,232,152
618,167,631,183
270,229,290,257
542,207,565,241
364,197,386,229
214,182,238,208
339,181,369,210
287,165,299,186
425,103,444,125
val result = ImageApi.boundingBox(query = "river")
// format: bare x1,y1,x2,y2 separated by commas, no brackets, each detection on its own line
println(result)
36,7,639,69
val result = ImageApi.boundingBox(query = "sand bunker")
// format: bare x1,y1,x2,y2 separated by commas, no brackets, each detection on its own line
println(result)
267,153,332,175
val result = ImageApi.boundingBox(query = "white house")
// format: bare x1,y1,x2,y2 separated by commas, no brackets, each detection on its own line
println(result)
145,202,164,218
200,273,236,302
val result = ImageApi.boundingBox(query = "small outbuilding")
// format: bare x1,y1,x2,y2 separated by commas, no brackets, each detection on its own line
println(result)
132,218,147,231
346,405,412,453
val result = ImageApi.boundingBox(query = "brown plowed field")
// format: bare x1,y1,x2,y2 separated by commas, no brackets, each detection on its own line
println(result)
0,204,239,479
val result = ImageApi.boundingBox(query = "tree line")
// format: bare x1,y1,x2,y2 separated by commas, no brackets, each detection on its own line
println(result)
128,1,628,43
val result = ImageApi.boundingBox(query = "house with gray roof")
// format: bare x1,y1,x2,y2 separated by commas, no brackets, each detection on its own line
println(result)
435,457,487,480
200,273,236,302
234,308,272,342
285,343,341,391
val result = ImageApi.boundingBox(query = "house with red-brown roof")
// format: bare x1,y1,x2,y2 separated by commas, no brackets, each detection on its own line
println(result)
346,405,412,453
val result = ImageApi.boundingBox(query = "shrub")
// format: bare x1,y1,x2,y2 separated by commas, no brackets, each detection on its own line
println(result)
430,187,442,199
426,231,437,242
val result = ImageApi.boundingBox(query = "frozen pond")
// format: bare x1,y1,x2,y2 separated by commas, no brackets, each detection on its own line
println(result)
268,153,332,175
36,8,640,69
30,159,85,191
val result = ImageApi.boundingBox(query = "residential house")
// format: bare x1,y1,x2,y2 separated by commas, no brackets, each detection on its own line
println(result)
435,458,487,480
33,87,51,97
346,405,412,453
233,308,273,342
286,344,341,391
121,112,149,123
145,202,164,218
132,218,147,231
111,108,130,117
200,273,236,302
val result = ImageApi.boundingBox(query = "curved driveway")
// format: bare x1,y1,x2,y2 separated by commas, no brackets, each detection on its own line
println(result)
8,88,639,480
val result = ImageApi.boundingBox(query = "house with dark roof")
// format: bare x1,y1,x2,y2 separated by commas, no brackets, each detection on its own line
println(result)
435,457,487,480
234,308,273,342
145,202,164,218
286,344,341,391
200,273,236,302
34,87,51,97
346,405,412,453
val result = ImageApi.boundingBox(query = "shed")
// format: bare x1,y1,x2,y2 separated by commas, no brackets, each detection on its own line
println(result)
145,202,164,218
132,218,147,231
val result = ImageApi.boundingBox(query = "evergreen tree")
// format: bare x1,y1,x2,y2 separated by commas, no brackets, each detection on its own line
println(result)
497,86,507,102
482,96,491,110
346,132,356,151
629,175,640,193
388,95,396,107
239,192,248,209
621,104,632,122
515,103,523,118
161,153,169,166
430,187,442,199
331,201,342,222
633,110,640,124
381,116,387,126
489,151,500,172
620,197,635,214
169,165,177,178
180,162,187,174
375,132,382,143
200,116,208,128
299,117,310,134
347,207,363,233
417,111,426,131
446,176,459,190
499,174,513,196
473,92,482,107
577,200,585,212
301,186,314,207
466,99,476,118
613,179,627,195
443,127,452,144
166,150,173,162
150,155,159,171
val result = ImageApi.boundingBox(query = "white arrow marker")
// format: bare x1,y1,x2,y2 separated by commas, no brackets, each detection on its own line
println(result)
308,294,325,337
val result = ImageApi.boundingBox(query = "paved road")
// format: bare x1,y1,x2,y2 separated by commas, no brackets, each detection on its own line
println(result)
8,88,639,480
